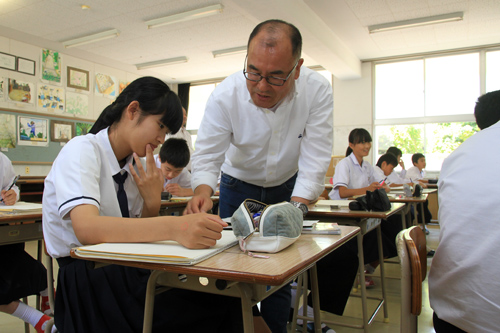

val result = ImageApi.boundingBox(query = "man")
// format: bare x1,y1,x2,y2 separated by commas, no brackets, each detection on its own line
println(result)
428,89,500,332
165,107,194,171
186,19,356,333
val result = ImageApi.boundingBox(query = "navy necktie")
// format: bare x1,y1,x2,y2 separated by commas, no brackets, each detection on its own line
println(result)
112,171,129,218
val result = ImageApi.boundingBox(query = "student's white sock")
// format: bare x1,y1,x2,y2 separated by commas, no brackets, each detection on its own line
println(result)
11,301,44,328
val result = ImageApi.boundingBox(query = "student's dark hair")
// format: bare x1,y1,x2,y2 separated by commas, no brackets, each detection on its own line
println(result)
376,153,398,168
159,138,190,168
90,77,182,135
411,153,425,165
345,128,372,157
386,146,402,158
248,19,302,60
474,89,500,130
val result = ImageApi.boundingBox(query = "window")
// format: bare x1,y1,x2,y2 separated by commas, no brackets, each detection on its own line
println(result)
373,51,489,172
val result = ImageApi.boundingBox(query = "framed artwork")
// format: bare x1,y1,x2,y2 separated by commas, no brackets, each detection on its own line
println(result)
66,92,89,117
0,114,16,148
41,49,61,84
67,66,90,91
76,122,93,136
50,120,74,142
18,116,48,146
95,73,117,98
8,79,35,104
0,52,16,71
17,57,36,75
37,85,65,113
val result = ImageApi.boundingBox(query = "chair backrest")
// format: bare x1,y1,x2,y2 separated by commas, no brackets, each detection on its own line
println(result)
397,226,427,332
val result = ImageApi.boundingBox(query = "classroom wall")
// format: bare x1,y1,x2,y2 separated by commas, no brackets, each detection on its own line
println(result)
0,35,177,177
332,62,373,160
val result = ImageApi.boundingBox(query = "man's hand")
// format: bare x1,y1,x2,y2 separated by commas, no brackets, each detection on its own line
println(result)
184,185,214,214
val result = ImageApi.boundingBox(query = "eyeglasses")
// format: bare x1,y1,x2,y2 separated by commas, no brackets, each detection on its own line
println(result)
243,55,299,86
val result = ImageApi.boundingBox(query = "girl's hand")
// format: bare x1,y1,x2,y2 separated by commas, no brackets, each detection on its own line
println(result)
172,213,227,248
367,182,381,191
130,144,163,215
1,189,17,206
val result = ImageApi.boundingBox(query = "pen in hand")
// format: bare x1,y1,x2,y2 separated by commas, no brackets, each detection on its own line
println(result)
1,175,20,203
379,177,387,187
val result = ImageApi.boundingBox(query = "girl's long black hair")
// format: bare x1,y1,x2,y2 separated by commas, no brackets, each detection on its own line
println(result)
345,128,372,156
90,76,183,135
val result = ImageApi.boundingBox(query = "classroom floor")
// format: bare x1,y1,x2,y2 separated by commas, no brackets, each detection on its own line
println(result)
0,224,440,333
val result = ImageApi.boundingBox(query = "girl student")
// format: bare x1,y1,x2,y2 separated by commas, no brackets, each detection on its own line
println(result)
329,128,402,287
42,77,243,333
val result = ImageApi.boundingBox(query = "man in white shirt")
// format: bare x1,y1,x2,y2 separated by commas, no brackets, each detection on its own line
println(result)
185,19,334,333
429,89,500,332
165,107,193,171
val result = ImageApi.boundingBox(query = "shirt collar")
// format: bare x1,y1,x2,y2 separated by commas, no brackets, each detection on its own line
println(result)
96,127,134,176
348,152,362,167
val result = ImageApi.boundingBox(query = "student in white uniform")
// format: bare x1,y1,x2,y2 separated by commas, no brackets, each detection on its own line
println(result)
373,153,398,186
429,89,500,332
154,138,193,197
42,77,242,333
385,146,411,186
329,128,399,287
406,153,429,185
165,107,193,171
0,152,52,333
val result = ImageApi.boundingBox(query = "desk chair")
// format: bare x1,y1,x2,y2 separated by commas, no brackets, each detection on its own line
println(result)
397,226,427,333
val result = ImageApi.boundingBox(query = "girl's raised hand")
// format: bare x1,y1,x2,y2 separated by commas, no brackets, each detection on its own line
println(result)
129,144,163,215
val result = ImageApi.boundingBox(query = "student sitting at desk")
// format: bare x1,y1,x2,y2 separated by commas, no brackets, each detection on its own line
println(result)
373,153,398,187
154,138,194,197
385,146,412,186
42,77,243,333
406,153,429,187
329,128,400,287
0,152,52,333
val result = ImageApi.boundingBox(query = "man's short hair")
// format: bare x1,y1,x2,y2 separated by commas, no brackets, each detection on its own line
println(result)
474,89,500,130
248,19,302,60
412,153,425,165
377,153,398,168
159,138,190,168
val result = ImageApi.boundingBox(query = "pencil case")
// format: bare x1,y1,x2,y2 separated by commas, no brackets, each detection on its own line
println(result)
231,199,303,253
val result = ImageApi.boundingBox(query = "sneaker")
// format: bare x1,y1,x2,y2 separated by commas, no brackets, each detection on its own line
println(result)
41,294,54,316
427,249,435,257
306,322,336,333
34,314,51,333
364,276,375,288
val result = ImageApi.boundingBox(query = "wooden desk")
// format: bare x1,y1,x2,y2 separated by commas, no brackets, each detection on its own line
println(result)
160,197,219,215
389,194,428,229
306,203,405,332
0,210,43,246
71,226,360,333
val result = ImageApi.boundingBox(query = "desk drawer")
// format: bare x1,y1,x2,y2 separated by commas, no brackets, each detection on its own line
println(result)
0,222,43,245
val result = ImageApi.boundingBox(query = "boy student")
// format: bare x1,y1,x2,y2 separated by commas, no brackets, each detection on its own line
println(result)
154,138,194,197
406,153,429,186
0,152,52,333
165,107,194,172
373,152,398,186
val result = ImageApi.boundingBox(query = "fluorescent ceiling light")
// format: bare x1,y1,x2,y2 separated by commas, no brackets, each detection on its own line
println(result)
62,29,119,48
212,46,247,58
368,12,464,34
135,56,188,70
146,4,223,29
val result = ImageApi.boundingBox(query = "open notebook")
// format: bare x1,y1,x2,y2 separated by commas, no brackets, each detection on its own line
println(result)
73,230,238,265
0,201,43,212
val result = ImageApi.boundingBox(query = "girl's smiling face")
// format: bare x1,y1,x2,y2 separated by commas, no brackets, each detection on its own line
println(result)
349,140,372,160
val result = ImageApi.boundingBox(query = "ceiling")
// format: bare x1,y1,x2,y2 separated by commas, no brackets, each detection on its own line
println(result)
1,0,499,83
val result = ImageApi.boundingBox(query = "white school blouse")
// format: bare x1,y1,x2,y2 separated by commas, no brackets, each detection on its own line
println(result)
329,153,382,200
428,120,500,332
406,166,425,181
191,66,333,201
43,127,145,258
387,169,410,185
153,154,192,189
0,152,20,200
